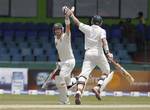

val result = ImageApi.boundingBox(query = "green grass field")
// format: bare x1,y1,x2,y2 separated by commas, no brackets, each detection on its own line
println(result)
0,94,150,110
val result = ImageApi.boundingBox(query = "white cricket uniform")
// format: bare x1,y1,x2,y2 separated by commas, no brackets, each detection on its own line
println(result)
55,32,75,85
79,23,110,78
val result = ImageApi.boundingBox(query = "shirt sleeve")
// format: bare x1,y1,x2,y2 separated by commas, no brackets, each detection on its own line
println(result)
79,23,91,34
101,29,106,39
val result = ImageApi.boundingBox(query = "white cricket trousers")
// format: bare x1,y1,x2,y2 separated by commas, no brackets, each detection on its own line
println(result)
55,58,75,104
80,48,110,79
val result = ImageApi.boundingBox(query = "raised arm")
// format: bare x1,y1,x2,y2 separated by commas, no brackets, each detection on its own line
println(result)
70,13,80,26
65,7,80,26
65,15,71,35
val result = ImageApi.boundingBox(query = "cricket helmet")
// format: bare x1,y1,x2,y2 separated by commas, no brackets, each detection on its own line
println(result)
53,23,64,31
91,15,103,26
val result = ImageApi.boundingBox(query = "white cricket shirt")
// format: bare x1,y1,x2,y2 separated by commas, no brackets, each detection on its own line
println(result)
55,33,74,61
79,23,106,51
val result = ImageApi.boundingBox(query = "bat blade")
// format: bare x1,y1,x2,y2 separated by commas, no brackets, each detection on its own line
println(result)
119,65,135,84
41,67,59,89
109,58,135,84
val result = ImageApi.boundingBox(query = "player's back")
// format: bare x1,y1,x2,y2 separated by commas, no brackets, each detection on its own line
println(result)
79,23,105,51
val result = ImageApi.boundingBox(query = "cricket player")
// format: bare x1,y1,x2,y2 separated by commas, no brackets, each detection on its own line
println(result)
65,8,114,105
53,14,75,104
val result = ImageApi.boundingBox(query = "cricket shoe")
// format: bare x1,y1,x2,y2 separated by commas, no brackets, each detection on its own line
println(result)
92,86,101,100
75,91,81,105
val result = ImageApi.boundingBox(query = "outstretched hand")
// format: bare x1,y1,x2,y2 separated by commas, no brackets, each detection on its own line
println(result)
66,9,73,17
62,6,74,17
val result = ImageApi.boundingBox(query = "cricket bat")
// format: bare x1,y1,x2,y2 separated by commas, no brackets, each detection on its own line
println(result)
109,58,135,84
41,65,60,89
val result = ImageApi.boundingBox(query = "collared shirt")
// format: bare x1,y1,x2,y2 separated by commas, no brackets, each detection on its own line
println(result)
55,33,74,61
79,23,106,51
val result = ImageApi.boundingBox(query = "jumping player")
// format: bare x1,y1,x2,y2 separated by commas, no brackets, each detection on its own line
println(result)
52,14,75,104
65,8,114,105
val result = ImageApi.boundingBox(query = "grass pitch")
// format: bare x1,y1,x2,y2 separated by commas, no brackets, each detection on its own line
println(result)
0,94,150,110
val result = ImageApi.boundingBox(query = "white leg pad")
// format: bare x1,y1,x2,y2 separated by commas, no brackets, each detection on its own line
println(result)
64,75,71,86
99,71,114,92
55,76,69,104
78,76,86,84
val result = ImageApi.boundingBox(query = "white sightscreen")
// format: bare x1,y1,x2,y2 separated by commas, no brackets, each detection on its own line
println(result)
11,0,37,17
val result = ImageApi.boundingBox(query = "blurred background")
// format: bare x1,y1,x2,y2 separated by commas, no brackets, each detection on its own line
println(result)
0,0,149,94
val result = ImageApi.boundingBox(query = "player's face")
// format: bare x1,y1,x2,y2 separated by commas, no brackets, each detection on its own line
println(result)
54,28,62,38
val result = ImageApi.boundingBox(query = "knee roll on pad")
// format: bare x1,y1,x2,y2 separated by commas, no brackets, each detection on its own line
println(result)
71,77,77,84
97,74,107,86
101,75,107,79
77,76,87,85
98,71,114,92
97,80,104,85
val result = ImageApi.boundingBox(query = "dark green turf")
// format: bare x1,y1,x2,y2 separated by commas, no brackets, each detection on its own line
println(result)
0,94,150,105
